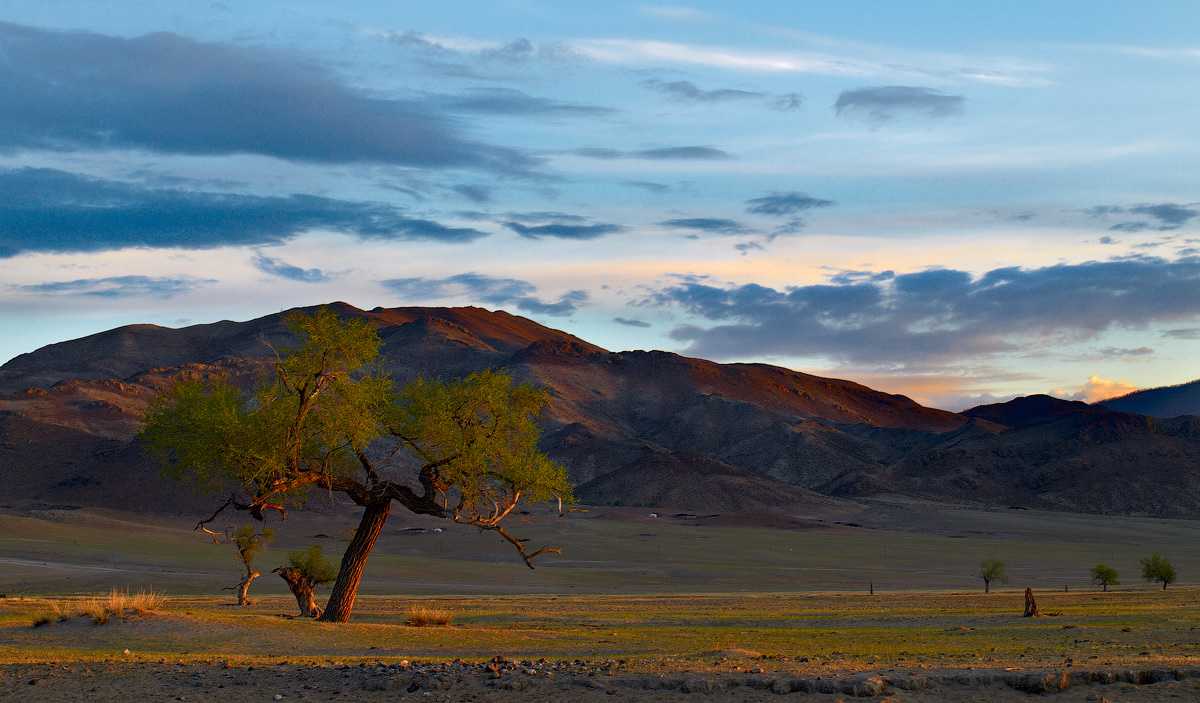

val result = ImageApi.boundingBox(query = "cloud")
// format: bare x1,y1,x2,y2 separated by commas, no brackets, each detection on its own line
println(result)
452,184,493,203
0,23,530,172
834,86,964,122
382,272,588,316
437,88,615,116
251,253,330,283
478,38,581,63
623,180,671,193
0,168,488,257
1163,327,1200,340
573,146,732,160
648,256,1200,369
14,275,213,297
1103,203,1199,232
641,79,764,102
745,191,834,217
1054,375,1139,404
613,317,651,328
502,212,625,240
1095,346,1154,357
659,218,748,234
641,79,804,111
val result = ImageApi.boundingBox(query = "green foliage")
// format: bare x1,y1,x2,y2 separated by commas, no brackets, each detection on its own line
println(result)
140,307,392,506
232,525,275,564
978,558,1008,591
287,545,339,586
1140,553,1177,588
389,369,573,518
1090,563,1120,590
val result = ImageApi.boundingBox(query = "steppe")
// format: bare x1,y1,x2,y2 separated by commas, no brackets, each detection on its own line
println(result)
3,500,1200,700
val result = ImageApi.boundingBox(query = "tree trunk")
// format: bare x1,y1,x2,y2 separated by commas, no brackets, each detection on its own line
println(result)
274,566,323,618
1023,587,1039,617
319,499,392,623
984,579,990,594
236,570,260,606
1162,580,1168,590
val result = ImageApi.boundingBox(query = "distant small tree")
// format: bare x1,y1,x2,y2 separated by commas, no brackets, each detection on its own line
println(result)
979,558,1008,593
1140,553,1177,590
227,524,274,605
1090,563,1120,592
274,545,338,618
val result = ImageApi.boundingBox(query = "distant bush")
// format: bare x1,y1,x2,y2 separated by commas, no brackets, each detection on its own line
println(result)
29,589,166,626
405,606,454,627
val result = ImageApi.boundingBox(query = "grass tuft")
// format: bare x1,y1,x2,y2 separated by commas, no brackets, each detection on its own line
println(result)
30,589,168,626
404,606,454,627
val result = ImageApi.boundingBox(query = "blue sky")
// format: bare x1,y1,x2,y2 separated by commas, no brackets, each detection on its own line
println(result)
2,1,1199,410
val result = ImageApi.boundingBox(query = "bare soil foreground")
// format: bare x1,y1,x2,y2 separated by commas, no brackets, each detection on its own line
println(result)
5,589,1200,702
5,660,1200,702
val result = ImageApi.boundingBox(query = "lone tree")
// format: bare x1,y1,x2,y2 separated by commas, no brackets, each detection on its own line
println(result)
140,308,574,622
978,558,1008,593
274,545,338,618
1141,553,1177,590
1089,563,1120,592
226,524,274,605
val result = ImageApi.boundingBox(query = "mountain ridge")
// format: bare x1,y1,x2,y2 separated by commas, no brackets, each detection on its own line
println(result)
2,302,1198,518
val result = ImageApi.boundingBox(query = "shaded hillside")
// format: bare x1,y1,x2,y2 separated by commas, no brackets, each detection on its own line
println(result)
877,410,1200,517
1100,378,1200,418
2,302,1199,518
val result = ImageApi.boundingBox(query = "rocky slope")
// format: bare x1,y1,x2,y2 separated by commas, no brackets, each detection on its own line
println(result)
2,303,1198,517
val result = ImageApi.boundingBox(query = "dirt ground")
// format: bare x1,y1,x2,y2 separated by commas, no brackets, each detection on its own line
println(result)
4,660,1200,702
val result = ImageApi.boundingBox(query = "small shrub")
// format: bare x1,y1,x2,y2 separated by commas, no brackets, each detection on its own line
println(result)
78,589,167,624
405,606,454,627
30,602,71,627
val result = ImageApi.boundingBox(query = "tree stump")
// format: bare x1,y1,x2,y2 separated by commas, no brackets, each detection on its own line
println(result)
1023,587,1039,617
274,566,323,618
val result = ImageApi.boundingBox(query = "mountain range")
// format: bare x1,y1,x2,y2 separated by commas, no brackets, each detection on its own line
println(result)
2,302,1199,518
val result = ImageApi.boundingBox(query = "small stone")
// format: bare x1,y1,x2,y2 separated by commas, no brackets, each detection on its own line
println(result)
274,695,283,700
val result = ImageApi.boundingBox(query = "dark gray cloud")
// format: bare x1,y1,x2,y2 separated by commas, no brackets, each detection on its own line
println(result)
623,180,671,193
641,79,763,102
251,253,330,283
437,88,614,117
1097,346,1154,357
1163,327,1200,340
0,23,530,172
649,256,1200,368
15,275,213,297
745,192,834,217
452,184,493,203
659,218,748,234
574,146,732,160
613,317,651,328
1102,203,1199,232
0,168,487,257
504,221,625,240
834,86,964,122
641,79,802,111
381,272,587,316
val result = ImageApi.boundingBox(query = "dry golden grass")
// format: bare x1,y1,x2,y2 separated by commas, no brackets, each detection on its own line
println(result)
28,589,167,626
404,605,454,627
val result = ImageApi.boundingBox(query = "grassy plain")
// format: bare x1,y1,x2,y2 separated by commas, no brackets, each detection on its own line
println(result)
2,500,1200,675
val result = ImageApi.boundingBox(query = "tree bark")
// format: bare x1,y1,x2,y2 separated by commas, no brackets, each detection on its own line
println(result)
1023,587,1039,617
274,566,323,618
319,499,392,623
236,571,259,606
984,579,990,594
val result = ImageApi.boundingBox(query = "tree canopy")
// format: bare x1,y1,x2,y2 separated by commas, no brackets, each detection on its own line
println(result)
1089,563,1120,592
978,557,1008,593
140,307,573,622
1140,553,1177,590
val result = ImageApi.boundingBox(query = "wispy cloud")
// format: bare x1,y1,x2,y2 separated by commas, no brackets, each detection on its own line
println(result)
251,253,330,283
834,86,964,122
649,256,1200,369
745,191,834,216
573,146,733,160
382,272,588,316
14,275,214,298
659,218,748,234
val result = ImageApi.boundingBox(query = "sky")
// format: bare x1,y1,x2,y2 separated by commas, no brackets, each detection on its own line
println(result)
1,1,1199,411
